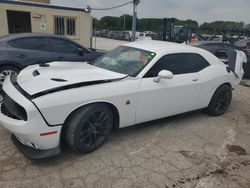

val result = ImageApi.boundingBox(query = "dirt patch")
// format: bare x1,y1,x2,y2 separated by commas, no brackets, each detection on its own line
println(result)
226,145,247,155
165,160,250,188
165,168,228,188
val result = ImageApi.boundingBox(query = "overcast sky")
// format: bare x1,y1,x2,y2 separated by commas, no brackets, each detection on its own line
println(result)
51,0,250,24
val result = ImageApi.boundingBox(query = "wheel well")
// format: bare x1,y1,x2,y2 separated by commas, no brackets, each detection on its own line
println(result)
61,102,120,141
206,82,232,108
105,102,120,130
220,82,232,89
212,82,232,98
0,62,22,70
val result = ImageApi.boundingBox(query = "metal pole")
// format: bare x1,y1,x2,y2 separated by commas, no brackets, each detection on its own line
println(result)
132,3,137,41
124,15,126,30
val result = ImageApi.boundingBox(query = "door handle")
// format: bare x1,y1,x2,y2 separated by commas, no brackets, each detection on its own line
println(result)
16,54,26,59
57,57,64,61
192,78,199,82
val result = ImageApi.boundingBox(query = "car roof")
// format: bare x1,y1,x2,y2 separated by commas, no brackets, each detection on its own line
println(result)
0,33,72,42
123,40,208,54
122,40,224,66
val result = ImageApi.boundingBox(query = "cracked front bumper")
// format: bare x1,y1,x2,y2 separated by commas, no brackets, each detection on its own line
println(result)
0,76,62,159
11,134,61,160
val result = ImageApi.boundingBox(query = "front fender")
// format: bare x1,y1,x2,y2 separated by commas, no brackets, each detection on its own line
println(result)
32,79,140,128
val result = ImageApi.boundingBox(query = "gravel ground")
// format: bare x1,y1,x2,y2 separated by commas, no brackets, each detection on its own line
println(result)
0,38,250,188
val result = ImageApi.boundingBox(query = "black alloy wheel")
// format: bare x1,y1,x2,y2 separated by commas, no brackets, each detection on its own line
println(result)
207,84,232,116
65,104,114,153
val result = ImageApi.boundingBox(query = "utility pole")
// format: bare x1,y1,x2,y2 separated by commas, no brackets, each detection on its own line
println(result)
124,14,126,30
132,0,140,41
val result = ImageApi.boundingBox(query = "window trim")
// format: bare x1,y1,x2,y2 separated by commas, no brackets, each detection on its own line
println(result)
143,52,210,78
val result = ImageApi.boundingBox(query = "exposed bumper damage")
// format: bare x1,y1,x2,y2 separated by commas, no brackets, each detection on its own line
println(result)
11,134,61,160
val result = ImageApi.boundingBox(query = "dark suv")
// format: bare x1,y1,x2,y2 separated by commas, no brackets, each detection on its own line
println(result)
0,33,105,86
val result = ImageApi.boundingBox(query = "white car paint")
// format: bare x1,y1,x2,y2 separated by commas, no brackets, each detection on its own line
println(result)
0,40,246,152
18,62,127,95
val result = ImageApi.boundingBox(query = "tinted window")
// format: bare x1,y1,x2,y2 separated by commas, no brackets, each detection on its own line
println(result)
144,53,210,77
9,37,48,51
48,38,80,53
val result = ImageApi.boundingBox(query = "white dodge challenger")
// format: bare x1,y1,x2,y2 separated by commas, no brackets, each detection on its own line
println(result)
0,41,247,159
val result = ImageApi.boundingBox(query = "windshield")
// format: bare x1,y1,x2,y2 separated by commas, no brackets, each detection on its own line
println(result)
92,46,156,76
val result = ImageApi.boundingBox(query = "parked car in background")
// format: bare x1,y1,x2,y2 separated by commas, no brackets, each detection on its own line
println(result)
0,41,246,159
120,31,131,41
191,41,250,77
235,38,250,56
138,32,157,41
0,33,105,88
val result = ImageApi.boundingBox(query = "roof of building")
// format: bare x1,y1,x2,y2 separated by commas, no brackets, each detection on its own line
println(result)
0,0,90,12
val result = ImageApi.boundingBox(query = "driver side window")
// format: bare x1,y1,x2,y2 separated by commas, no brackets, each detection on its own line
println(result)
144,53,210,78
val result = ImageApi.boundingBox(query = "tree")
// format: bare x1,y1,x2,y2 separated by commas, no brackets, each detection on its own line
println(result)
119,15,133,30
94,15,249,35
98,16,120,30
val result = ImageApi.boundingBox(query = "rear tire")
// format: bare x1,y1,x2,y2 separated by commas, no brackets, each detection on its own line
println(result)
65,104,114,154
206,84,232,116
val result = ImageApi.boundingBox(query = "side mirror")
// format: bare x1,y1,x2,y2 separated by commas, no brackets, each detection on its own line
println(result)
75,48,84,56
153,70,173,83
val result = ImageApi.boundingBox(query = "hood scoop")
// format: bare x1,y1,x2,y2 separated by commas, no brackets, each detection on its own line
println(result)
51,78,68,82
32,70,40,77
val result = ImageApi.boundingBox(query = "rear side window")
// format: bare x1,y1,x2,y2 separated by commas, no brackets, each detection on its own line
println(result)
144,53,210,77
48,38,80,53
9,37,48,51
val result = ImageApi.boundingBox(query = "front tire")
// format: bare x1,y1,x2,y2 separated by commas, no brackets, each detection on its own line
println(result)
65,104,114,154
206,84,232,116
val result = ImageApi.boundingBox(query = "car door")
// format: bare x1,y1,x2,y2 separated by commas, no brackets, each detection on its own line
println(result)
135,53,210,124
47,37,90,62
7,37,52,67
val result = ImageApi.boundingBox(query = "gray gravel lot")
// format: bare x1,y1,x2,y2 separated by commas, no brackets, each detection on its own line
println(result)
0,38,250,188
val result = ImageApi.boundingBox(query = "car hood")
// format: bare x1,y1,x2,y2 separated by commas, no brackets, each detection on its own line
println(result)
17,61,127,96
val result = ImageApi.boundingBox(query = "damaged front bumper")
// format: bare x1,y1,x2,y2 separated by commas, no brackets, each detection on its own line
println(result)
0,76,62,159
